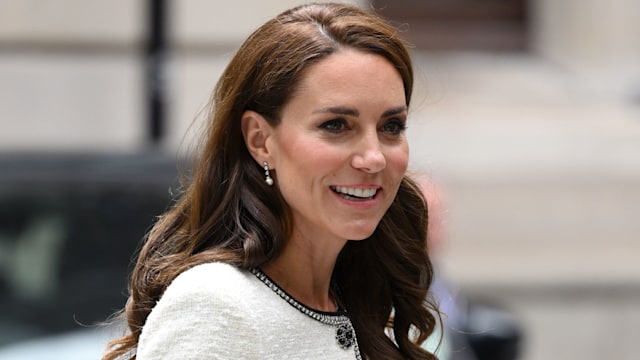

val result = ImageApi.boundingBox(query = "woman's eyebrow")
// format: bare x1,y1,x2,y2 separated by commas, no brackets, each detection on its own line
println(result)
312,106,359,117
382,106,407,117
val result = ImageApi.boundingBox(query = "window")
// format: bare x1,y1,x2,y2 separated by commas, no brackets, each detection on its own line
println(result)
371,0,529,50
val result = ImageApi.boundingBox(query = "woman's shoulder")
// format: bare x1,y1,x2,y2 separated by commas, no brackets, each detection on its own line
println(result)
172,261,249,285
165,261,254,298
148,261,261,318
138,262,264,358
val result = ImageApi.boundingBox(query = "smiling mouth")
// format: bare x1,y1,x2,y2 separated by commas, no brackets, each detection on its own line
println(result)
330,186,378,201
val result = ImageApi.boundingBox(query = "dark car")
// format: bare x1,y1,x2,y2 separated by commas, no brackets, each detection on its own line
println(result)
0,152,182,357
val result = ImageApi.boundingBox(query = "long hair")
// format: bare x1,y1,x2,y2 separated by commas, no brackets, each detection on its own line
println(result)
103,3,438,359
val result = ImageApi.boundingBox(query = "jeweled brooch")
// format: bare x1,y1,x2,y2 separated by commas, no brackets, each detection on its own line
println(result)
336,322,356,349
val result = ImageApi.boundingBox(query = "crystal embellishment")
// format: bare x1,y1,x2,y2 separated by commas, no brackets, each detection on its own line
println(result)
336,322,356,349
251,268,362,359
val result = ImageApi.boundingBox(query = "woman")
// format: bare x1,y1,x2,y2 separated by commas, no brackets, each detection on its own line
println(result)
103,3,439,359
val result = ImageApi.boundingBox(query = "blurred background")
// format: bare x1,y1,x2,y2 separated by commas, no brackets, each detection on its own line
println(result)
0,0,639,359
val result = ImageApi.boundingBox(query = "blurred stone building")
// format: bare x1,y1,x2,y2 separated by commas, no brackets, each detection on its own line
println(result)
1,0,638,151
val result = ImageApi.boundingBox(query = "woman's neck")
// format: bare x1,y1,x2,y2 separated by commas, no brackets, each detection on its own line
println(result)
262,233,346,312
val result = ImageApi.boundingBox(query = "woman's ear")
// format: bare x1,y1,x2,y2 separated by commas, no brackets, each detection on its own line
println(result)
241,110,273,163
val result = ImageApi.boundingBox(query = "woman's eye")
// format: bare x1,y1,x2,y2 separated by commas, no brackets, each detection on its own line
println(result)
381,120,407,135
320,119,347,133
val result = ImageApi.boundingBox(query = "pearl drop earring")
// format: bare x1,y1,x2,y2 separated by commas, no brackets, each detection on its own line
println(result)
263,161,274,186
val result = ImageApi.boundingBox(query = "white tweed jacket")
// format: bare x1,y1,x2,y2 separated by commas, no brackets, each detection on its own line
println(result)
137,262,361,359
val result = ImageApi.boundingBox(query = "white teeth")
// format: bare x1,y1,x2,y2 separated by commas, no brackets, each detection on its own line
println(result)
334,186,377,198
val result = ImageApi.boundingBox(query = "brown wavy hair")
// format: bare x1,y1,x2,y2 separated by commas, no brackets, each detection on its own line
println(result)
103,3,439,359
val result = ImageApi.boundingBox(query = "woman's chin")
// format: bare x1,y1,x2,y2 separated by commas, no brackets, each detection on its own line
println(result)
342,227,378,242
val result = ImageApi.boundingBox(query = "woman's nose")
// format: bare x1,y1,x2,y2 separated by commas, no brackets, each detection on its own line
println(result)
351,132,386,173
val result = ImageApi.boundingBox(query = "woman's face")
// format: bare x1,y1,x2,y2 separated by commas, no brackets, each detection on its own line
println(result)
268,48,409,244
